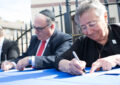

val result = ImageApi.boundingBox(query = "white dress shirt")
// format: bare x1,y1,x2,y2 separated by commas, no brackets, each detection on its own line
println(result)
31,38,50,67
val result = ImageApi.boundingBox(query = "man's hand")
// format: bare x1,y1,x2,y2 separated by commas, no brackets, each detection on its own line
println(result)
16,57,29,71
1,61,14,71
90,55,119,73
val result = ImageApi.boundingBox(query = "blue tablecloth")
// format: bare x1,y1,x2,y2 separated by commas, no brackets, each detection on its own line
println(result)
0,68,120,85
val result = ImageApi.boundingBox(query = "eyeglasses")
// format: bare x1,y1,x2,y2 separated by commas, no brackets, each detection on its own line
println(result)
33,24,49,31
80,20,97,30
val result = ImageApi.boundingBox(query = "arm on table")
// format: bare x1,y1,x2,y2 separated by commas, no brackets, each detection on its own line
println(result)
90,54,120,73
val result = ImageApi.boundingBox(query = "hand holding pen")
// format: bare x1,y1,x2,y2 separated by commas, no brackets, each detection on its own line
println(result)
72,51,86,74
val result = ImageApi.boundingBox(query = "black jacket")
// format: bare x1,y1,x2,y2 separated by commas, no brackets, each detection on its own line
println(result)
55,23,120,69
0,39,20,66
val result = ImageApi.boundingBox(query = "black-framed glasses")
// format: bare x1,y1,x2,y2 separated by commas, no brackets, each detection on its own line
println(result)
33,18,52,31
33,24,49,31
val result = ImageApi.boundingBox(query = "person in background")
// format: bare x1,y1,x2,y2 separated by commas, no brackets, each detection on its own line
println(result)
0,26,19,68
55,0,120,75
1,9,72,71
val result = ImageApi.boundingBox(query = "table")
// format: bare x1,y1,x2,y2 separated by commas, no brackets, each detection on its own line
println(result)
0,68,120,85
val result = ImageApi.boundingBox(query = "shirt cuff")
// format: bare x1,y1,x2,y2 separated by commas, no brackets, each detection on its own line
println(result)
29,56,35,68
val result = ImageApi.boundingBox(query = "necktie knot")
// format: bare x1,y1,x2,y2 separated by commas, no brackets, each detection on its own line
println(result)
42,40,46,43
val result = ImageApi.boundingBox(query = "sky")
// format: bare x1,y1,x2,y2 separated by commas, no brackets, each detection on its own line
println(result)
0,0,31,23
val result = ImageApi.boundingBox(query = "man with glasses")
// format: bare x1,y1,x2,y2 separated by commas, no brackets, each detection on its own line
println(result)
1,9,72,71
55,0,120,75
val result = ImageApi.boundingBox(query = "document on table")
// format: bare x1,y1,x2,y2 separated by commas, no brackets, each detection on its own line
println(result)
84,68,120,76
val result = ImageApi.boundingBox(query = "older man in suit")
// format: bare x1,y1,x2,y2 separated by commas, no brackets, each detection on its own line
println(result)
0,26,19,68
1,9,72,71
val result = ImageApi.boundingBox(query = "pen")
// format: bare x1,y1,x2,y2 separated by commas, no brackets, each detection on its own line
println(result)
72,51,86,72
72,51,80,61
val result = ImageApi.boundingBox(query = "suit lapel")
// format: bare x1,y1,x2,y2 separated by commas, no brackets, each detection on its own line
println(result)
43,41,50,56
43,30,57,56
33,40,41,56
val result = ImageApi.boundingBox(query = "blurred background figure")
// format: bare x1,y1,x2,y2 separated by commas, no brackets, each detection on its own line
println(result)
0,26,20,68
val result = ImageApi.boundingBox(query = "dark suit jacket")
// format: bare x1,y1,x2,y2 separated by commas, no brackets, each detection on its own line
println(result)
0,39,20,66
15,29,72,69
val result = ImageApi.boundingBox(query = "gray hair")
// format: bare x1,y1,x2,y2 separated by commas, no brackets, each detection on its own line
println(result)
0,26,4,37
74,0,107,25
35,13,53,26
